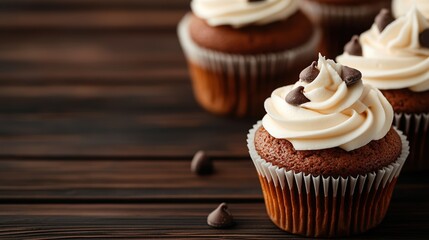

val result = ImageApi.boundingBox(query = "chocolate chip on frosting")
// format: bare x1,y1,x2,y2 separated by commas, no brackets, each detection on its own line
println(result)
344,35,363,56
419,29,429,48
299,61,319,83
285,86,310,106
207,203,234,229
341,66,362,86
375,9,394,33
191,150,213,175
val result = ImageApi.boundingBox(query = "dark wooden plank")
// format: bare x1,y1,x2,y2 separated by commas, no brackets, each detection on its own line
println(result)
0,158,427,202
0,37,254,156
0,87,254,156
0,37,255,157
0,32,187,85
0,0,190,10
0,202,427,239
0,158,260,201
0,10,186,30
0,0,191,30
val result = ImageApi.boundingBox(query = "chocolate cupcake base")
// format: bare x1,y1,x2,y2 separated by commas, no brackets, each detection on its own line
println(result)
247,121,409,237
178,14,320,117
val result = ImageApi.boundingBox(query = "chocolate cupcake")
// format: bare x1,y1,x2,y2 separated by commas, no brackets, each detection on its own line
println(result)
337,8,429,171
299,0,390,58
393,0,429,19
178,0,320,117
247,55,409,237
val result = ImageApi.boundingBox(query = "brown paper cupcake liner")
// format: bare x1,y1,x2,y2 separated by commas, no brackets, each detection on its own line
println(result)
393,112,429,171
177,14,320,117
247,121,409,237
299,0,390,58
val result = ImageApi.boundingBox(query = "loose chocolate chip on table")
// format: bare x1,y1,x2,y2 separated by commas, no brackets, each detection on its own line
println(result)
375,9,394,33
419,29,429,48
299,61,319,83
191,150,213,175
341,66,362,86
207,203,235,229
344,35,363,56
285,86,310,106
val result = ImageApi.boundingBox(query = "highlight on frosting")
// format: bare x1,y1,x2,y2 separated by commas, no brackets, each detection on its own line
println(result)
337,7,429,92
393,0,429,19
190,0,298,28
262,55,394,151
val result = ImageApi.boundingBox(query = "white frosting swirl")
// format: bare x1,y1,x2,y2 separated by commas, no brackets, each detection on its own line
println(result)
191,0,298,28
337,7,429,92
393,0,429,19
262,55,393,151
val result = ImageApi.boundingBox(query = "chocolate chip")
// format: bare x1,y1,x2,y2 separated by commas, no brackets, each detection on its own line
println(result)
191,150,213,175
207,203,234,229
419,29,429,48
299,61,319,83
375,9,394,33
285,86,310,106
344,35,362,56
341,66,362,86
248,0,266,2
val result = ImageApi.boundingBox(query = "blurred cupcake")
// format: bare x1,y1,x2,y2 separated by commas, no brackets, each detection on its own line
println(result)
299,0,390,58
393,0,429,19
178,0,319,117
337,7,429,171
247,55,409,237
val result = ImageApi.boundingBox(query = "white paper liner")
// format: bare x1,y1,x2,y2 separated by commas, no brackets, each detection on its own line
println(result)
247,121,409,237
177,13,321,116
299,0,390,24
394,112,429,171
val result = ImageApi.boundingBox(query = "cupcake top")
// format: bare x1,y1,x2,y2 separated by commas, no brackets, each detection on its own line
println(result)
262,55,393,151
393,0,429,19
191,0,298,28
337,8,429,92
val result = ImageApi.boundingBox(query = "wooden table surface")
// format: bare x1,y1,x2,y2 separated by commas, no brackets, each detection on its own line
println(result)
0,1,428,239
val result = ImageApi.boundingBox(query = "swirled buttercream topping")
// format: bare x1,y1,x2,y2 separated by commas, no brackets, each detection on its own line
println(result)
191,0,298,28
393,0,429,19
337,7,429,92
262,55,393,151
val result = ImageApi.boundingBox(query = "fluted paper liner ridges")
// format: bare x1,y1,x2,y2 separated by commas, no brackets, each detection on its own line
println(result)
394,113,429,171
247,121,409,237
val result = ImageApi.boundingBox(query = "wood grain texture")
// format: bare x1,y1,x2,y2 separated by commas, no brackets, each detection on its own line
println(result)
0,112,254,157
0,158,260,201
0,32,186,85
0,158,427,202
0,32,255,156
0,1,190,31
0,1,427,238
0,0,190,10
0,202,427,239
0,11,185,30
0,19,260,157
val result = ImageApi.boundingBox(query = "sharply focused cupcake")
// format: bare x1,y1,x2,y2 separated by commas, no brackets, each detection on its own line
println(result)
299,0,390,58
393,0,429,19
247,55,409,237
178,0,319,117
337,7,429,171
